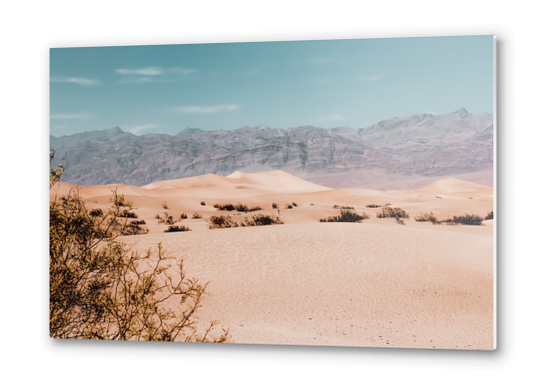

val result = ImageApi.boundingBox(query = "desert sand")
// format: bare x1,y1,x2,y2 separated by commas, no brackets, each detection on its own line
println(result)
50,170,494,349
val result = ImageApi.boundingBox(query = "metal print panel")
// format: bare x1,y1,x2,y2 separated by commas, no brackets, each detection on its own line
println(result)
49,35,495,349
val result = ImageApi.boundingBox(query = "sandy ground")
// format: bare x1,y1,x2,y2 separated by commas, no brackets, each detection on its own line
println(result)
50,170,494,350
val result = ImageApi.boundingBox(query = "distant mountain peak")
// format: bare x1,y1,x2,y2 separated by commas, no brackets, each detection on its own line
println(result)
109,126,123,133
453,107,471,117
179,127,204,134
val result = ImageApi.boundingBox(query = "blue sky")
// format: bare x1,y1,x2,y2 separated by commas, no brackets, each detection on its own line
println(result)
50,35,494,136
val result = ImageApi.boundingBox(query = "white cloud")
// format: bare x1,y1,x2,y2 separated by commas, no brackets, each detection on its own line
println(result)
50,77,98,86
50,113,96,119
357,74,387,82
116,67,163,75
123,124,160,134
173,104,240,114
169,67,199,75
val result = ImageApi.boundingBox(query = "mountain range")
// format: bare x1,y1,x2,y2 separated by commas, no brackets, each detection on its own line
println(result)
50,108,494,189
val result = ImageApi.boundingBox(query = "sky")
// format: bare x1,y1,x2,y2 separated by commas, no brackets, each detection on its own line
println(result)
50,35,494,136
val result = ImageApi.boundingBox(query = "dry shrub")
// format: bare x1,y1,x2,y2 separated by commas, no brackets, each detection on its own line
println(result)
213,203,261,212
414,212,438,224
162,201,169,210
292,202,298,207
376,206,410,219
284,204,293,209
89,208,104,217
192,212,202,219
164,225,192,233
452,213,484,226
485,211,494,220
320,209,369,223
158,212,175,225
366,204,381,208
119,210,138,218
200,201,206,206
272,202,279,209
180,213,188,219
240,214,284,227
334,205,355,210
207,215,239,229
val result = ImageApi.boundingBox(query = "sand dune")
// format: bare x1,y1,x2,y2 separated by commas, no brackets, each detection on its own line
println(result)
50,170,494,349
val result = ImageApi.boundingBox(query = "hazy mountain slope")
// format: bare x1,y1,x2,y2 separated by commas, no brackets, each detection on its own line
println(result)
50,108,493,188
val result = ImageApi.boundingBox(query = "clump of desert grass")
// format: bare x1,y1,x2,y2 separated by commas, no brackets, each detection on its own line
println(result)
154,213,161,220
131,219,146,225
452,213,484,225
208,214,284,229
376,206,410,219
120,220,149,236
164,225,192,233
180,213,188,219
414,212,484,226
240,214,284,227
200,201,206,206
366,204,381,208
213,203,262,212
272,202,279,209
119,210,138,218
333,204,355,210
162,201,169,210
292,202,298,207
158,212,176,225
192,212,202,219
320,209,369,223
207,215,239,229
485,211,494,220
284,204,293,209
414,212,438,224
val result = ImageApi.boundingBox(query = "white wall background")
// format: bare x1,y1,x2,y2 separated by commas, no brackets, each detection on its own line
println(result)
1,1,540,382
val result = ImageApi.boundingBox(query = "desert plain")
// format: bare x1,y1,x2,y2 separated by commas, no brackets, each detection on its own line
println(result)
50,170,494,350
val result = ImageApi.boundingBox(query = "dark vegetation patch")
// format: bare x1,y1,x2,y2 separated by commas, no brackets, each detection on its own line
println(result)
200,201,206,206
272,202,279,209
119,210,138,218
164,225,192,233
213,203,262,212
284,204,293,209
376,206,410,219
414,212,438,224
485,211,494,220
180,213,188,219
365,204,381,208
162,201,169,210
320,209,369,223
192,213,202,219
89,208,104,217
414,212,484,226
240,214,284,227
158,213,175,225
333,205,355,210
207,215,239,229
292,202,298,207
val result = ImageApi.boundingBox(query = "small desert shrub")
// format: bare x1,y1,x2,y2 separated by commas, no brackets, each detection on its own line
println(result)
164,225,192,233
366,204,381,208
272,202,278,209
192,213,202,219
334,205,355,210
320,209,369,223
154,213,161,220
121,221,149,236
414,212,438,224
214,203,235,211
285,204,293,209
240,214,284,227
292,202,298,207
158,213,175,225
200,201,206,206
180,213,188,219
435,196,442,199
395,217,405,225
452,213,484,226
162,201,169,210
208,215,239,229
119,210,138,218
383,203,391,207
131,219,146,225
485,211,494,220
89,208,104,217
376,206,410,219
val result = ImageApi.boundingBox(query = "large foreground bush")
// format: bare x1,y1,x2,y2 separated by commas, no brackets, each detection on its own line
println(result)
49,151,229,342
